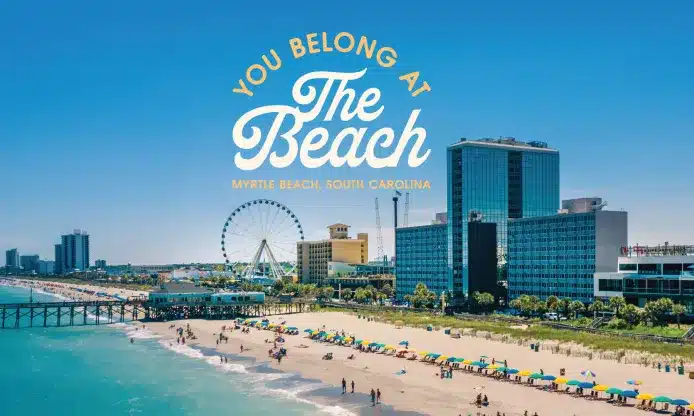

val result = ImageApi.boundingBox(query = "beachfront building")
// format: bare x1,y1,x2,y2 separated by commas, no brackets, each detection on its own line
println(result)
20,255,40,273
54,244,63,275
507,210,627,303
560,197,606,214
38,260,55,275
394,223,448,299
147,282,265,306
95,259,107,269
60,230,90,273
5,248,20,272
447,137,560,298
296,224,368,285
594,244,694,313
324,261,395,290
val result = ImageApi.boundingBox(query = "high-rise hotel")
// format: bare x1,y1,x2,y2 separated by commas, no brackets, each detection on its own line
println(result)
447,137,560,297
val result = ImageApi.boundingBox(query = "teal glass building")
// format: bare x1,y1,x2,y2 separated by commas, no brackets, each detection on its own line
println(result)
447,138,560,297
395,224,448,299
508,210,627,303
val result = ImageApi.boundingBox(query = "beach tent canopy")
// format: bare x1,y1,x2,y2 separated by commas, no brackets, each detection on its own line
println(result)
605,387,623,395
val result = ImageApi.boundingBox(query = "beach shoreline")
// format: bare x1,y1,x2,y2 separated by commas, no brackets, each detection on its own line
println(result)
3,278,693,416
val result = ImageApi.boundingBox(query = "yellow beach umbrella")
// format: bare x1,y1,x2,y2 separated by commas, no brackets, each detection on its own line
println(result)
487,364,500,370
326,334,335,339
518,370,532,377
436,356,449,362
636,393,654,400
418,351,430,356
343,337,353,342
688,405,694,410
555,378,568,384
361,341,371,346
268,323,277,328
384,345,396,350
462,359,473,365
311,331,320,335
593,385,609,392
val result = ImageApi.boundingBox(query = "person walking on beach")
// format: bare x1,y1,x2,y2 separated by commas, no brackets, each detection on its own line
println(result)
342,378,347,394
370,389,376,406
240,345,244,353
351,380,355,393
376,389,381,404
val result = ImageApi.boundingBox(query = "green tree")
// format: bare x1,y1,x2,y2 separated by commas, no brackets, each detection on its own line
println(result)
340,288,353,301
404,283,437,308
672,303,687,328
545,295,559,313
569,300,585,319
354,287,372,304
272,279,285,295
319,286,334,301
609,296,626,317
621,303,642,326
379,283,394,298
472,291,495,311
644,297,674,325
559,298,572,317
588,299,606,315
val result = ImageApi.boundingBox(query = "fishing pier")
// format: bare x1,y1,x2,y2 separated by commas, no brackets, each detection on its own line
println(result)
0,300,315,329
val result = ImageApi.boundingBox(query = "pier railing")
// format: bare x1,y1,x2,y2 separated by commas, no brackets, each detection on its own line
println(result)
0,300,316,329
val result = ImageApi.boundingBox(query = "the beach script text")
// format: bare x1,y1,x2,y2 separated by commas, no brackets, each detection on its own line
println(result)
231,32,432,171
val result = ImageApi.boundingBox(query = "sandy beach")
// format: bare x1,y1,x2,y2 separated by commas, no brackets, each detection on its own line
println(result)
4,279,693,415
0,278,148,302
145,312,694,416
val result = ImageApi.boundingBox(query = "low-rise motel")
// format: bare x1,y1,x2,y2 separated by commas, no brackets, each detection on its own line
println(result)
147,282,265,306
594,244,694,313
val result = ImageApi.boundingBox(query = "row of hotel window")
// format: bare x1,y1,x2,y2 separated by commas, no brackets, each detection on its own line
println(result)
599,279,694,292
511,264,596,270
618,263,694,274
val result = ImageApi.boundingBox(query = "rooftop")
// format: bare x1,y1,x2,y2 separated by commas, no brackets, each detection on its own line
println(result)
448,137,558,153
151,282,212,294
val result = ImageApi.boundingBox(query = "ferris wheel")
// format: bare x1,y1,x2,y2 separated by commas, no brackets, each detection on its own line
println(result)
221,199,304,280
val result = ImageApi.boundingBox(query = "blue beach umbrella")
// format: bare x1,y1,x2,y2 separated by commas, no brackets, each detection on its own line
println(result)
621,390,638,398
428,353,441,359
398,341,409,345
670,399,690,406
578,382,594,389
506,369,519,375
542,375,556,381
303,329,313,333
446,357,458,362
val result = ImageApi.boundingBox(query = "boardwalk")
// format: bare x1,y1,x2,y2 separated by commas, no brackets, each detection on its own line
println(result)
0,300,315,329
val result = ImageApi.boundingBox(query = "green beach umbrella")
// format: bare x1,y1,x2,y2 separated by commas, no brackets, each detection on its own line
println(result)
530,373,544,379
654,396,672,403
446,357,458,362
606,388,623,395
566,380,581,386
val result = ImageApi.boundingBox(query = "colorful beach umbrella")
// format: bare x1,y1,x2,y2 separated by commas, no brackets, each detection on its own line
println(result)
671,399,690,406
462,359,473,365
487,364,500,370
518,370,532,377
529,373,544,379
398,341,409,345
636,393,654,400
542,375,556,381
555,377,568,384
580,370,596,378
303,328,313,333
446,357,458,362
506,368,519,375
578,382,594,389
621,390,638,398
626,380,643,386
593,385,609,392
436,356,449,362
566,380,581,386
688,405,694,410
418,351,429,356
428,353,441,359
653,396,672,403
606,387,623,395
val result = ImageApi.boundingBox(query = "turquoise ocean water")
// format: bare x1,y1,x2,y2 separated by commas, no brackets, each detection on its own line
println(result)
0,285,411,416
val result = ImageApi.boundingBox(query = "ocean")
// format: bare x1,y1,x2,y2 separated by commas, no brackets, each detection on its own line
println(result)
0,285,413,416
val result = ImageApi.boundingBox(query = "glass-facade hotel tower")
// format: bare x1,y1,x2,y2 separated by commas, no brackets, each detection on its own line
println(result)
447,138,559,297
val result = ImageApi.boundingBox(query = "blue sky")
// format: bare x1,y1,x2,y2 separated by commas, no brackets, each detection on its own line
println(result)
1,1,693,264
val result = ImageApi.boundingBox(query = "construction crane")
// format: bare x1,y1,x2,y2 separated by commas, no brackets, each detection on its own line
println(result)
393,190,401,228
374,198,385,262
403,192,410,227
